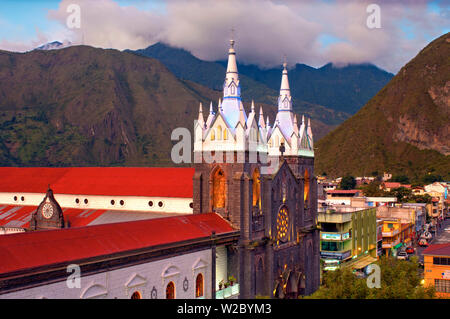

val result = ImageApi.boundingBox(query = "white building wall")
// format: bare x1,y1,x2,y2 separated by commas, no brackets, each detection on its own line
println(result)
0,248,214,299
215,245,228,290
0,192,193,214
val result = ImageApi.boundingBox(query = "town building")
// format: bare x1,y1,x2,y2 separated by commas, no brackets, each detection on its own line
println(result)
381,182,411,192
325,190,362,206
423,244,450,298
318,206,377,271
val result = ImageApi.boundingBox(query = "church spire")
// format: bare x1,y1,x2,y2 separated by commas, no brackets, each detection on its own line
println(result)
278,58,292,111
224,35,240,98
197,102,205,128
258,106,265,128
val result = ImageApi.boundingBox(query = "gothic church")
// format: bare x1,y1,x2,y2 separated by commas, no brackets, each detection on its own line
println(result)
193,38,320,298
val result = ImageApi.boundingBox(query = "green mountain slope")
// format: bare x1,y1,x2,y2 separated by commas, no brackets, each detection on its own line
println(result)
316,33,450,181
0,45,334,167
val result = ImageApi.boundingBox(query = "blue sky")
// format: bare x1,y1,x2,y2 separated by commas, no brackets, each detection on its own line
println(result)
0,0,448,73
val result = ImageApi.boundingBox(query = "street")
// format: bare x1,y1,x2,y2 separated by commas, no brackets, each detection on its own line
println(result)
415,218,450,263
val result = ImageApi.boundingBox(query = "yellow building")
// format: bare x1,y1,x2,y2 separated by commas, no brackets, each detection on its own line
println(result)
423,244,450,298
381,219,401,256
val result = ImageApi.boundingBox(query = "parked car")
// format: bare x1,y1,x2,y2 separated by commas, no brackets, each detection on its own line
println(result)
419,238,429,247
406,246,415,254
397,251,408,260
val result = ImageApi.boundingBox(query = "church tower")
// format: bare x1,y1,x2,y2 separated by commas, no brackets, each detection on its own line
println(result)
29,188,65,231
193,39,319,298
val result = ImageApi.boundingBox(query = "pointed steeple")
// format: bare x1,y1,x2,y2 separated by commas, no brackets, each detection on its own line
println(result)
258,106,265,128
307,117,314,148
197,102,205,128
206,101,216,129
224,36,240,98
278,59,292,111
238,101,246,128
293,114,299,135
251,100,255,113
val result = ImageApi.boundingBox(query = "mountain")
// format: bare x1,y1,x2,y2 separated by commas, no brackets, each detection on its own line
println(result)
234,61,394,115
0,45,332,167
315,33,450,182
133,42,393,115
133,43,278,106
35,41,72,51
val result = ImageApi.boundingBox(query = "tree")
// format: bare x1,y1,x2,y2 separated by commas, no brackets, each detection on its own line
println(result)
390,175,410,184
339,176,356,190
423,174,443,184
306,256,435,299
360,181,387,197
388,187,412,203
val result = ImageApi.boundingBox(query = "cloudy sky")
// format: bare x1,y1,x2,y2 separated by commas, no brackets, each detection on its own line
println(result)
0,0,448,73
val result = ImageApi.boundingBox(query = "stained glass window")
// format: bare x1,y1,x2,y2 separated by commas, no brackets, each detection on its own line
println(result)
276,206,289,242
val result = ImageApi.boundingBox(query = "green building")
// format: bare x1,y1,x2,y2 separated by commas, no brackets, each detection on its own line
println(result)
318,206,377,271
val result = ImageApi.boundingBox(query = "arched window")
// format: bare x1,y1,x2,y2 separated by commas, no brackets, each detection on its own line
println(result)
211,129,215,141
223,128,228,140
304,169,310,204
231,84,235,95
217,125,222,140
166,282,175,299
212,168,226,209
252,168,261,208
195,274,204,298
131,291,141,299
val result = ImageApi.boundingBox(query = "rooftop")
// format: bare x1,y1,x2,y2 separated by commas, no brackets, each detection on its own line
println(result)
0,204,182,229
0,213,235,275
0,167,195,198
423,244,450,257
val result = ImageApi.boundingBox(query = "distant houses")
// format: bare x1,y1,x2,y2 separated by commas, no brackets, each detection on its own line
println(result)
316,174,449,273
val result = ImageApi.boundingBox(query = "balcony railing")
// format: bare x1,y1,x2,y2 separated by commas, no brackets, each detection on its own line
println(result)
320,250,352,260
382,229,399,237
382,238,400,248
216,284,239,299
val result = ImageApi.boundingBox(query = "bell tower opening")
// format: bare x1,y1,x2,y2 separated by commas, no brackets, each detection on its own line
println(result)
304,169,310,204
252,168,261,209
212,167,226,211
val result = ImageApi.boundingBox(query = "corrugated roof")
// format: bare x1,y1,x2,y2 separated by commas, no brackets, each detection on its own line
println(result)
0,213,235,275
0,205,184,229
0,167,194,198
423,244,450,257
327,190,360,194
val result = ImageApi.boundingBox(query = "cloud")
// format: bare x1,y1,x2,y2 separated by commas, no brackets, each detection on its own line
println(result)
3,0,448,73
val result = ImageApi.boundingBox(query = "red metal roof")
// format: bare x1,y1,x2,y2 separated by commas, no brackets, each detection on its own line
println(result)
327,190,360,194
0,167,194,198
384,182,411,189
0,205,183,229
0,213,235,275
423,244,450,257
